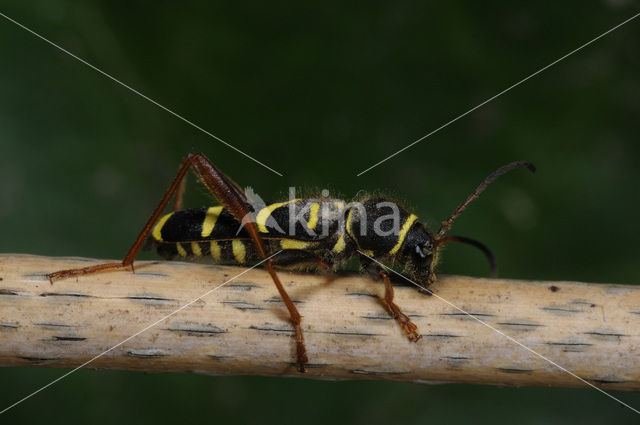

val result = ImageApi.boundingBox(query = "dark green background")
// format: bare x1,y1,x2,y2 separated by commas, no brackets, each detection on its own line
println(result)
2,1,640,424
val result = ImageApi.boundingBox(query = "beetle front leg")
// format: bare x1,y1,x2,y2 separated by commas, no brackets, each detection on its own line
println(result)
378,268,422,342
361,260,421,342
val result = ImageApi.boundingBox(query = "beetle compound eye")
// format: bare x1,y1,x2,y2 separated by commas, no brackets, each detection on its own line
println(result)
425,240,434,252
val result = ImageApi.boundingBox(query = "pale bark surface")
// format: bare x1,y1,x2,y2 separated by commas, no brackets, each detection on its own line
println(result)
0,254,638,390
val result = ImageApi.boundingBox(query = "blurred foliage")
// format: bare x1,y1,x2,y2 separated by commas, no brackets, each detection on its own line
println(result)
1,1,640,424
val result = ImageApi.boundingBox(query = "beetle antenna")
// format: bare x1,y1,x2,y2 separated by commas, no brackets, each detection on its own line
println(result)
436,161,535,239
435,236,497,277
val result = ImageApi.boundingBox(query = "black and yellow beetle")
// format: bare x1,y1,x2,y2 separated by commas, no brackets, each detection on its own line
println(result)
48,154,535,372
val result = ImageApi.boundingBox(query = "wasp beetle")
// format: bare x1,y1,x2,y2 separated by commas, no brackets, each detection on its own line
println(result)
49,154,535,372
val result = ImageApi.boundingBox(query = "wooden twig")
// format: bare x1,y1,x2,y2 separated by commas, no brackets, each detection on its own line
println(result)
0,254,638,390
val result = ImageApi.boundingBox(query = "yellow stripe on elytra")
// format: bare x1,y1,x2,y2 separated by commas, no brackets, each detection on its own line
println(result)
232,240,246,264
332,235,346,253
345,209,354,239
176,242,187,257
256,200,299,233
191,242,202,256
280,239,310,250
333,200,345,209
152,212,174,242
307,203,320,230
389,214,419,255
210,241,221,260
201,206,224,238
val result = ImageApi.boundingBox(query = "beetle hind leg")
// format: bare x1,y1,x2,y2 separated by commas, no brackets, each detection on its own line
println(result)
48,152,312,372
47,262,133,285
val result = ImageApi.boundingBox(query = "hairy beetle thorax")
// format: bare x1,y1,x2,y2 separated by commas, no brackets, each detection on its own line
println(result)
345,198,419,258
